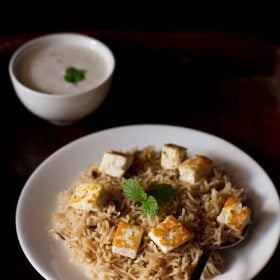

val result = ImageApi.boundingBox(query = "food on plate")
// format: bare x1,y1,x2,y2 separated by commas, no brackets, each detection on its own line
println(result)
161,143,187,169
70,182,107,211
99,150,133,178
51,144,251,279
217,196,251,232
148,215,192,254
112,221,144,259
178,155,213,184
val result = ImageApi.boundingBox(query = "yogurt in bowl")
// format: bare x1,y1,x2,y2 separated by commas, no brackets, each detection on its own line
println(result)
18,43,109,95
9,33,115,125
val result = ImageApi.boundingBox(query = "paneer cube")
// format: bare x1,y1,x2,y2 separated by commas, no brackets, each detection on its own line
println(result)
178,155,213,184
70,182,107,211
161,143,187,169
112,221,144,259
148,215,192,254
217,196,250,232
99,150,133,178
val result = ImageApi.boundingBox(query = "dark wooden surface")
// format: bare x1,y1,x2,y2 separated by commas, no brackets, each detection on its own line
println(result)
3,30,280,279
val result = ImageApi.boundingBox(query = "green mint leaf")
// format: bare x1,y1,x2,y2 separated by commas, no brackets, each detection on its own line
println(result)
141,196,157,217
123,179,147,203
64,67,86,83
149,184,177,204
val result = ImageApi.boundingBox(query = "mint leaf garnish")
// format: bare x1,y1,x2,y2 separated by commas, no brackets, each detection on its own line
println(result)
141,196,157,217
64,67,86,83
149,184,177,204
123,179,177,218
123,179,147,203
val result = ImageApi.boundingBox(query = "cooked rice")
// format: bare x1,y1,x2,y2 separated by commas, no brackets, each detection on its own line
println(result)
51,146,247,280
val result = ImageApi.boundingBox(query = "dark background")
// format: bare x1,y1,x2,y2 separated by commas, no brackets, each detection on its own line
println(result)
0,15,279,37
3,16,280,279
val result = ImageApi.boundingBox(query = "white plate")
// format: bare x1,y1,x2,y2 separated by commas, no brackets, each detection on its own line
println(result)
16,124,280,280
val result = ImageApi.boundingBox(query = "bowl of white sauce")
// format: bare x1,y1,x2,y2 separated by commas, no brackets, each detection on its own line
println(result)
9,33,115,125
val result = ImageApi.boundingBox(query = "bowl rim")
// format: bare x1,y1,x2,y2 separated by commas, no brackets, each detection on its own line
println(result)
8,32,115,99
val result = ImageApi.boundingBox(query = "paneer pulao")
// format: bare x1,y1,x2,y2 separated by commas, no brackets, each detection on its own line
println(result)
51,144,251,280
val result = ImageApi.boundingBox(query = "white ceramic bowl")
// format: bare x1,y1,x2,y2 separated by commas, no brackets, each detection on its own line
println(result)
9,33,115,125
